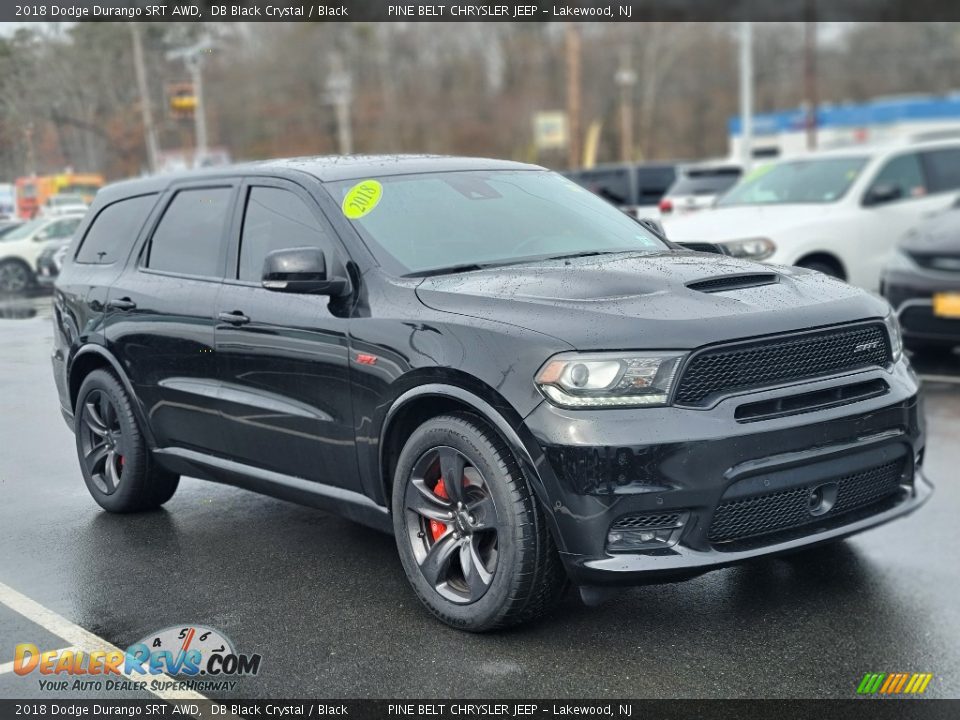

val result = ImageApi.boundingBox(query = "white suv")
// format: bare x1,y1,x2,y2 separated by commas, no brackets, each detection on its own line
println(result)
662,140,960,291
0,213,85,293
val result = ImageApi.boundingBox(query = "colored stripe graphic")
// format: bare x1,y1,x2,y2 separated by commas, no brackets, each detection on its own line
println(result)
858,672,932,695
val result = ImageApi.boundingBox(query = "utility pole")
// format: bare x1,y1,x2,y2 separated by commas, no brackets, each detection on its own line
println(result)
804,10,819,151
325,53,354,155
130,23,159,173
565,23,582,170
739,21,754,174
615,46,637,163
167,38,213,167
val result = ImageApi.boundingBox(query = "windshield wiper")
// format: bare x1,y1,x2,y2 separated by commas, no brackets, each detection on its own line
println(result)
404,262,490,278
544,250,636,261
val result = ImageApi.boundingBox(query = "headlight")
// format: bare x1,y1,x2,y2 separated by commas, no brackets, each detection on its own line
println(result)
722,237,776,261
884,311,903,363
535,352,685,408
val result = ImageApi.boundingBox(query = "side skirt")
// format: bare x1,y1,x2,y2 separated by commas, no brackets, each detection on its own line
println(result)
153,447,393,534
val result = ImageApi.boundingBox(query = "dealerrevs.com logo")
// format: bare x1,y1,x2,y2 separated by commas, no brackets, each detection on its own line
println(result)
14,624,261,694
857,672,934,696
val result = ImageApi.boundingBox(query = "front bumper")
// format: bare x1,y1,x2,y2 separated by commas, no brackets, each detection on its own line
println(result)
520,359,928,586
883,267,960,344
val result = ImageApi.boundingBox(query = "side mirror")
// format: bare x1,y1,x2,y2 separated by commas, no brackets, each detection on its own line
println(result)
261,247,348,296
35,230,51,242
864,183,903,207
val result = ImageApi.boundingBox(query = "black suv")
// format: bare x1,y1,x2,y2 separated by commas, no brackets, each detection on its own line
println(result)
52,156,931,631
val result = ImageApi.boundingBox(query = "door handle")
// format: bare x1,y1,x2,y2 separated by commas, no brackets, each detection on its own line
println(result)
217,310,250,326
107,297,137,311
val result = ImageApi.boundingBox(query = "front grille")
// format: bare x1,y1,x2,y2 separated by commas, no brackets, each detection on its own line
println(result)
909,252,960,273
708,459,905,544
674,323,890,406
611,512,682,530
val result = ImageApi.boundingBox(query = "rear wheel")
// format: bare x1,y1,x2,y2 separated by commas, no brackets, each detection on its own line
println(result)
392,412,566,631
75,370,179,512
0,259,34,294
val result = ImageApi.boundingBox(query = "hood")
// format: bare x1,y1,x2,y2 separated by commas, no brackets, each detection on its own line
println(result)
901,207,960,255
414,252,888,350
662,204,838,243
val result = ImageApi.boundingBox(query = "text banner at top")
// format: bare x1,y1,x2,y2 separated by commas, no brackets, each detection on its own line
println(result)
7,0,960,23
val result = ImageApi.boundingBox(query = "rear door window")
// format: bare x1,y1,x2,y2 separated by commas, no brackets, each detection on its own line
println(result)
921,148,960,194
145,187,232,278
75,195,156,264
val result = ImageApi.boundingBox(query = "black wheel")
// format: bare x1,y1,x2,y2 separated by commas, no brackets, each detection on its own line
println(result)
392,412,566,631
0,259,34,294
797,259,843,279
75,370,179,512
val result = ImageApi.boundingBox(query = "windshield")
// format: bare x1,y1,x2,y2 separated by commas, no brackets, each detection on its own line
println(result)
1,217,47,241
330,170,667,275
718,157,867,206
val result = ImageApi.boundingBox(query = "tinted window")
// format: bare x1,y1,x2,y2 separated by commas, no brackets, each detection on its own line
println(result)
76,195,156,264
869,153,926,200
238,187,331,281
146,188,231,277
579,169,631,205
667,168,741,196
922,148,960,193
634,166,677,202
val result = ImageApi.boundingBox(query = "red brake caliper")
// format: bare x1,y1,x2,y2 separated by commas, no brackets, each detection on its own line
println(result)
430,479,449,542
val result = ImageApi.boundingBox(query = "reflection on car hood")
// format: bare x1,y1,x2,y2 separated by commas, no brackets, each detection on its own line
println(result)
662,204,838,242
414,251,887,350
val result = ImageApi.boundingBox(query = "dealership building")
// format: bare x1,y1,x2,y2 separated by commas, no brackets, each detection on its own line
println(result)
729,93,960,159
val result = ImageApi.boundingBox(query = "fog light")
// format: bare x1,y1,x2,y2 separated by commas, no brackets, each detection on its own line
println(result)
606,511,688,552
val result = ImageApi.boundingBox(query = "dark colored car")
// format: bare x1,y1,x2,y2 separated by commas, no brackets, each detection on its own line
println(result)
52,156,930,631
36,238,71,288
563,162,677,218
882,203,960,353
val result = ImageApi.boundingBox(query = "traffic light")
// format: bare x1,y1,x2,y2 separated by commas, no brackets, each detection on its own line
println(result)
167,83,197,119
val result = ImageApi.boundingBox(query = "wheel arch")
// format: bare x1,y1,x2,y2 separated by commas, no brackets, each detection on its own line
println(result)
68,345,157,448
378,382,560,545
794,251,847,280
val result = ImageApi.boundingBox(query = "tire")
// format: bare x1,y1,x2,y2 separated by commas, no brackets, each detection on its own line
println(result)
796,259,843,279
74,369,179,512
392,412,566,631
0,259,34,295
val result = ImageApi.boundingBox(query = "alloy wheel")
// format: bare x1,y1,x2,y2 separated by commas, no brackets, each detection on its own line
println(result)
78,389,126,495
0,263,30,294
403,446,501,604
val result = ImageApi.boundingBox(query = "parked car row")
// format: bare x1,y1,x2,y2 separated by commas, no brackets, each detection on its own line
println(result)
0,213,84,293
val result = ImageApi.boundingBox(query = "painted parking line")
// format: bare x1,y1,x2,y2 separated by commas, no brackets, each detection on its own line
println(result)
0,580,208,702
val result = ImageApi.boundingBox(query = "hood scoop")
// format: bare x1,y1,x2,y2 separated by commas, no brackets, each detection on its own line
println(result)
686,273,779,293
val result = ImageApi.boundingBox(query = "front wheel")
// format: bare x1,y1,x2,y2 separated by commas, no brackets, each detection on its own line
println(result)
0,259,34,294
392,413,566,631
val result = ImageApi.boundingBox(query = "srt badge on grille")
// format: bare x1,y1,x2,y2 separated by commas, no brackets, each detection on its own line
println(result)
855,340,880,352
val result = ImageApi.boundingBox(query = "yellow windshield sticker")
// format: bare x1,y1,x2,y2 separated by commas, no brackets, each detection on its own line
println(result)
342,180,383,219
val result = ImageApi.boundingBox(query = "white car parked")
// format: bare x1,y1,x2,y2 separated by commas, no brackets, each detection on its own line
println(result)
0,213,85,293
663,140,960,291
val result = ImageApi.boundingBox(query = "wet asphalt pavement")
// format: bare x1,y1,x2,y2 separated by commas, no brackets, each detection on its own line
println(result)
0,293,958,700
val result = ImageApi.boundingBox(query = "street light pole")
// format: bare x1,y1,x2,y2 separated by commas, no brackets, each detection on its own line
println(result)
739,21,754,174
167,38,213,167
130,23,159,173
615,46,637,163
325,53,354,155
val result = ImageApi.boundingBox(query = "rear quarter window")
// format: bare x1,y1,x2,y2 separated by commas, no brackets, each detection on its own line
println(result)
145,187,232,278
75,194,157,265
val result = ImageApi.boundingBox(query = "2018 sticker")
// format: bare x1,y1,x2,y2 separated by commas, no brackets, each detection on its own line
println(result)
342,180,383,219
